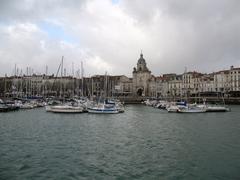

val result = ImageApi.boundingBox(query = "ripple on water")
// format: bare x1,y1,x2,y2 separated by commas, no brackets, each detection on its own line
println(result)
0,106,240,179
17,164,31,171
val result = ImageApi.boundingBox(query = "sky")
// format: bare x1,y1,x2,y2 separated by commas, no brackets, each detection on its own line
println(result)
0,0,240,77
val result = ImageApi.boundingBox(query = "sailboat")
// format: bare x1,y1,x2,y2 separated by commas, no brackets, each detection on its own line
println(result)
87,103,119,114
177,105,207,113
204,94,230,112
206,105,230,112
45,56,84,113
87,73,121,114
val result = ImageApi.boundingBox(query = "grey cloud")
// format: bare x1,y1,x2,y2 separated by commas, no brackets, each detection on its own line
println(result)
0,0,240,77
0,0,87,22
120,0,240,74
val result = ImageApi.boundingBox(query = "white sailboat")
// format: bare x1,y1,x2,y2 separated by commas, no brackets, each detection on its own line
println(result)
177,105,206,113
206,105,230,112
45,56,84,113
198,95,230,112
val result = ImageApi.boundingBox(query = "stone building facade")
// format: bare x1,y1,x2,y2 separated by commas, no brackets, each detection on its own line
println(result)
132,53,152,96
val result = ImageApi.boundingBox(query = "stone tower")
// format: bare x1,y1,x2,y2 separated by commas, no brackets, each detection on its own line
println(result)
132,53,151,96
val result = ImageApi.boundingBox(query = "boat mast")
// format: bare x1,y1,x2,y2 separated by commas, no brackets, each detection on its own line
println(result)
91,77,93,97
20,69,23,98
72,62,74,98
81,61,84,97
4,74,7,98
60,56,64,98
104,71,107,99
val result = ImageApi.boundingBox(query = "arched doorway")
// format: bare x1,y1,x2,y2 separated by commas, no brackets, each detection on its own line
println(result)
137,88,143,96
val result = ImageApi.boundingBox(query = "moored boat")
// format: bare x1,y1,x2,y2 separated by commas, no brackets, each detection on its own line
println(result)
0,100,19,112
177,106,206,113
167,101,187,112
88,103,119,114
167,105,180,112
46,105,84,113
206,105,230,112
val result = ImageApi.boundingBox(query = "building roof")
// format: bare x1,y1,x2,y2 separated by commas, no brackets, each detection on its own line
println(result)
215,70,229,74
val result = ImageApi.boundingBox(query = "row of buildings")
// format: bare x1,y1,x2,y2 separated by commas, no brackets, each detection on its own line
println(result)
0,53,240,99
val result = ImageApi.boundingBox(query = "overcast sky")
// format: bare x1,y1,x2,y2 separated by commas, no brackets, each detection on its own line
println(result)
0,0,240,77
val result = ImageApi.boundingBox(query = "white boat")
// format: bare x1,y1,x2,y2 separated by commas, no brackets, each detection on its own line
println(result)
196,102,230,112
200,94,230,112
104,99,125,113
167,105,179,112
156,101,168,109
144,99,158,106
87,103,119,114
206,105,230,112
20,103,34,109
166,101,187,112
110,101,125,113
177,106,206,113
116,104,125,113
46,105,83,113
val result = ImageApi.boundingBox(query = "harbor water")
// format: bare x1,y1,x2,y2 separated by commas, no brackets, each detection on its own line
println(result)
0,105,240,179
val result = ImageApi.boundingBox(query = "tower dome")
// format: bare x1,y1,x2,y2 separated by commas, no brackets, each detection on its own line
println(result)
136,52,150,72
137,53,146,65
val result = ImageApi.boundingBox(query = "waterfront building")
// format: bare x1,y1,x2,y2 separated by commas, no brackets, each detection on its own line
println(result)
182,71,202,97
155,76,164,98
0,54,240,99
199,74,215,94
229,66,240,94
214,70,230,94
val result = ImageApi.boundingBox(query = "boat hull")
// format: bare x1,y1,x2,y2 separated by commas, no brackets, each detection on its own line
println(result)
178,109,206,113
0,106,19,112
206,107,230,112
87,108,119,114
46,105,83,113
